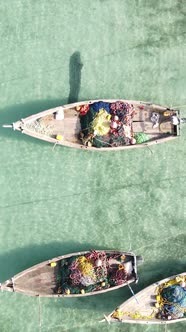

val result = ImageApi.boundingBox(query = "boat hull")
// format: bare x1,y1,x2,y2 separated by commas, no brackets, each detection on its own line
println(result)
8,100,180,150
0,250,141,297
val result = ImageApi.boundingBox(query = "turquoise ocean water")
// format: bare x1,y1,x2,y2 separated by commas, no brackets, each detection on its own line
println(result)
0,1,186,331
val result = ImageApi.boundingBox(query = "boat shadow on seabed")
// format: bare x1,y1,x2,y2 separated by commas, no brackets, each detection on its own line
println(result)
68,51,83,104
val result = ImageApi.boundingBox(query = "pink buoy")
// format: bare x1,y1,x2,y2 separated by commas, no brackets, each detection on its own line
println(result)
130,137,136,145
110,121,118,129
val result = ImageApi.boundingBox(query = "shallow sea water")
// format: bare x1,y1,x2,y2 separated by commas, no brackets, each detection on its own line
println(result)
0,1,186,331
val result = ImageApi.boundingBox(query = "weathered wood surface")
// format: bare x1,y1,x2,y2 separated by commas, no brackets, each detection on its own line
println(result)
13,264,57,296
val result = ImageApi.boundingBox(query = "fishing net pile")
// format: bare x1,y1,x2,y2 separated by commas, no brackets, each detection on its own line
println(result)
156,275,186,320
77,101,138,148
57,251,130,295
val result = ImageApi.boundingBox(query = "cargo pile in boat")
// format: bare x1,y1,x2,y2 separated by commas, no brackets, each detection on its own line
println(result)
57,250,131,295
155,275,186,320
77,101,137,148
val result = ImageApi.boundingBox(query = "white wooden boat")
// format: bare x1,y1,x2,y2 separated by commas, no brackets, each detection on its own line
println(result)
103,272,186,324
3,99,183,150
0,250,142,297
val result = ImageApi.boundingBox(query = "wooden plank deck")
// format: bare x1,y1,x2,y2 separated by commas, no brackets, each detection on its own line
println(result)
13,264,57,295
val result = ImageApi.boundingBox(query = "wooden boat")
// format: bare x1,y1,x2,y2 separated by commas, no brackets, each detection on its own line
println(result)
3,99,184,150
0,250,143,297
103,272,186,324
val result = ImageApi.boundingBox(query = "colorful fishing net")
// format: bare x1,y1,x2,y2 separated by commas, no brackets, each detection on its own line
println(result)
156,276,186,320
110,101,132,123
77,104,90,115
91,101,110,113
159,285,186,319
78,101,135,148
58,251,131,295
91,109,111,136
93,134,129,148
134,132,149,144
79,107,95,137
